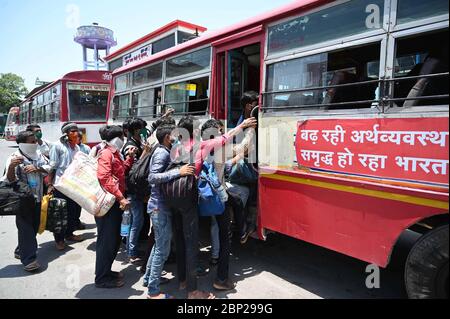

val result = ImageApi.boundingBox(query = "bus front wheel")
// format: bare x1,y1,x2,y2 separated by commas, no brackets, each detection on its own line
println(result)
405,224,449,299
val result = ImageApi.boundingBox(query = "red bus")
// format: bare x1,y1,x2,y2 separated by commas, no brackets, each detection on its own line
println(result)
4,107,20,141
108,0,449,298
19,71,111,146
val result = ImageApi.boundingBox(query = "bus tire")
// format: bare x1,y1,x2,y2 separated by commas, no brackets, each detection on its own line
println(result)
405,225,449,299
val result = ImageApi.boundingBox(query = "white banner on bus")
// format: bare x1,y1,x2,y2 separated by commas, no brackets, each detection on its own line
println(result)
67,83,110,91
123,44,152,66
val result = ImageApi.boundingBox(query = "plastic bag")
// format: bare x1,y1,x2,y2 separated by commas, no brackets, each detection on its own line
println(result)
55,152,115,217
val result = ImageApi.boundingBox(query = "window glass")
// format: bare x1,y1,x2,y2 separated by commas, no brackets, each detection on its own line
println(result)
131,89,160,117
165,77,209,114
266,42,381,109
178,31,197,44
397,0,448,25
152,33,176,54
393,29,449,107
114,74,130,92
132,63,163,86
166,47,211,78
109,59,123,72
268,0,384,54
112,94,130,119
68,85,109,121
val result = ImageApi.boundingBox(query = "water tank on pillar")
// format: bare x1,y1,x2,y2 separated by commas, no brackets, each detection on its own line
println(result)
74,23,117,70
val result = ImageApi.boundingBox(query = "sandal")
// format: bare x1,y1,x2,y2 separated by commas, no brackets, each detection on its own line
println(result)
188,290,216,299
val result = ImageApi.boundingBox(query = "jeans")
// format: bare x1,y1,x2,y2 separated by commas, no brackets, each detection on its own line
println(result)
210,217,220,259
16,202,41,266
53,189,80,242
145,208,172,296
170,198,199,293
126,195,144,258
94,203,122,284
215,206,231,281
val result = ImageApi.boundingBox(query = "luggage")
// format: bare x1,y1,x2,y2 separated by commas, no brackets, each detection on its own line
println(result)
45,196,68,235
126,146,158,200
54,152,115,217
227,159,258,185
198,161,227,217
161,162,197,201
0,180,36,216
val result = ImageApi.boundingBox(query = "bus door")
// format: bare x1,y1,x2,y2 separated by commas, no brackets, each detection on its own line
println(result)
212,28,263,129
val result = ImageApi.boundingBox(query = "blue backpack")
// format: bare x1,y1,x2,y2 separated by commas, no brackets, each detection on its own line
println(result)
198,161,227,217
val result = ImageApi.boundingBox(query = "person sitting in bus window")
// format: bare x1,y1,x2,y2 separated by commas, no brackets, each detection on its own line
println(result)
236,91,259,127
47,122,85,251
26,124,51,158
2,130,50,272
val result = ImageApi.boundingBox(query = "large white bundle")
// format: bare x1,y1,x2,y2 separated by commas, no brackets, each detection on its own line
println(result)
55,152,115,217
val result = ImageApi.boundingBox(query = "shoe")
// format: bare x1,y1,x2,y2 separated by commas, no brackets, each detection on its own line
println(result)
213,278,235,291
197,265,209,277
110,271,124,280
14,252,20,260
95,279,124,289
210,257,219,267
56,241,66,251
24,261,40,272
65,234,84,242
240,225,256,244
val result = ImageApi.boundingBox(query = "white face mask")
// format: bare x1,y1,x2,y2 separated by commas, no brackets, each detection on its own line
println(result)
109,137,124,151
18,143,38,160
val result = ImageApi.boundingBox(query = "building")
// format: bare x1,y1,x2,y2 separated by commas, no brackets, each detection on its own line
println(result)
105,20,207,72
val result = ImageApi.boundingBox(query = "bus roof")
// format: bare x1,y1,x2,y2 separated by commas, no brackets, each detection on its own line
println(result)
113,0,327,76
20,70,111,104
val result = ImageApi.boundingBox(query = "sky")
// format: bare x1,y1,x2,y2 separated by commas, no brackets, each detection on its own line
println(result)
0,0,292,91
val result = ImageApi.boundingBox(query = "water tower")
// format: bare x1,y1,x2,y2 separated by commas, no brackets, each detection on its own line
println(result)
74,23,117,70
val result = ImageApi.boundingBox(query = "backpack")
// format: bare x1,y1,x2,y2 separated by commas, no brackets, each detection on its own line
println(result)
227,158,258,185
198,161,227,217
126,145,158,200
160,161,197,201
0,180,36,216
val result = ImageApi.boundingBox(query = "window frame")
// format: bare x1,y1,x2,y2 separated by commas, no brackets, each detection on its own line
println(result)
131,61,164,89
265,0,391,61
164,45,212,82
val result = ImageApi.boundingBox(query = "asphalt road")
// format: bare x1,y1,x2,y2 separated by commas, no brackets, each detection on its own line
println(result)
0,139,409,299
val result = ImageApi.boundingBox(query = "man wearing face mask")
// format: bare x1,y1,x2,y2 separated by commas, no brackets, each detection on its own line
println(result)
26,124,52,158
2,130,50,272
48,122,84,250
95,125,137,288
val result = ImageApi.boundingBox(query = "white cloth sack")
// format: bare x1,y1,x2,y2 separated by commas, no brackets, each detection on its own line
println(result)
55,152,115,217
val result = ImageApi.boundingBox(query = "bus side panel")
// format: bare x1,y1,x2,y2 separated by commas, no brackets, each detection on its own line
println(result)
259,174,447,267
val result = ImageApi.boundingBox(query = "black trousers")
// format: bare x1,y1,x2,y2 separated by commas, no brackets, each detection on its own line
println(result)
94,203,122,284
53,190,80,242
15,202,41,266
169,198,199,293
215,206,231,282
229,194,247,237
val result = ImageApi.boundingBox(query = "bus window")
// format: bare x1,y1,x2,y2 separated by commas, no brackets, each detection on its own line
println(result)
166,47,211,79
268,0,384,55
131,88,161,118
396,0,448,25
112,94,130,120
68,87,109,121
265,42,380,110
393,29,449,107
164,77,209,115
115,74,131,92
132,63,163,87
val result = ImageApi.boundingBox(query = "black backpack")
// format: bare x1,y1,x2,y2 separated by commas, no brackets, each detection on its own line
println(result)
126,145,158,200
0,180,36,216
160,161,198,202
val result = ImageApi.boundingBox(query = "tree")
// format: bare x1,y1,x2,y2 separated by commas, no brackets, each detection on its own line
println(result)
0,73,28,113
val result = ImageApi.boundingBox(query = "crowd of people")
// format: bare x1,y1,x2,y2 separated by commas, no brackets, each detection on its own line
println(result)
2,91,260,299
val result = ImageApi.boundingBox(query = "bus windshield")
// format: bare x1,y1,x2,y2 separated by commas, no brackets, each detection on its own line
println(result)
68,83,109,121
